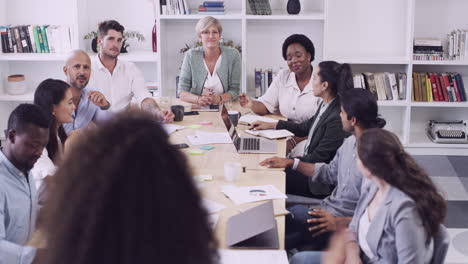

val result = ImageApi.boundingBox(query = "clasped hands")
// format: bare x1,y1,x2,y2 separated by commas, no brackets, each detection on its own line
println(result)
198,90,222,107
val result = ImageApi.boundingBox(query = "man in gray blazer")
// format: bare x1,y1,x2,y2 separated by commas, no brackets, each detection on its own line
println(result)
281,89,386,250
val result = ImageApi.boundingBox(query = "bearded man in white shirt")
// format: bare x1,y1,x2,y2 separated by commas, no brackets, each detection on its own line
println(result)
87,20,174,122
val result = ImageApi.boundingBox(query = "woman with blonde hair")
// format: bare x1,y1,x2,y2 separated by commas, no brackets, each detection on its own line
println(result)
178,16,241,106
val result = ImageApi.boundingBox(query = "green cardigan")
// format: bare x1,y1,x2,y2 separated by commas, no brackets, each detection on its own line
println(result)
177,46,241,99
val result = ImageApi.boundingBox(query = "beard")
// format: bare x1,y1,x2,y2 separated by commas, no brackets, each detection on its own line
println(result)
71,78,89,89
103,48,120,59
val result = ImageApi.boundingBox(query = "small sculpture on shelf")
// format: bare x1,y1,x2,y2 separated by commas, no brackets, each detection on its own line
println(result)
84,30,145,53
287,0,301,15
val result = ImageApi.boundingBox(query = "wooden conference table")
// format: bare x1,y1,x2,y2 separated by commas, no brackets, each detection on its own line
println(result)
167,101,288,249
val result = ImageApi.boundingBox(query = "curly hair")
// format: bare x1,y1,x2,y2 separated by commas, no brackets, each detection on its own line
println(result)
41,111,218,264
357,128,447,243
282,34,315,62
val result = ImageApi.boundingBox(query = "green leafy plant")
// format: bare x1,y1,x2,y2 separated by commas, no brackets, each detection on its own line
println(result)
180,39,241,54
84,30,145,42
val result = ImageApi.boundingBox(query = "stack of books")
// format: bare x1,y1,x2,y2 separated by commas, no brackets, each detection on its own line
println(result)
413,38,444,61
198,1,225,15
255,68,277,98
353,72,407,101
248,0,272,15
160,0,191,15
0,25,72,54
447,30,468,60
412,72,466,102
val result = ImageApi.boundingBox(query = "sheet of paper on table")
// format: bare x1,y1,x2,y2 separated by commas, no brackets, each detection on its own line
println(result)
202,198,226,214
222,185,287,205
219,249,288,264
187,131,232,145
163,124,185,134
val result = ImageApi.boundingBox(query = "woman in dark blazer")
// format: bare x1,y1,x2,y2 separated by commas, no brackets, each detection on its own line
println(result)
253,61,353,196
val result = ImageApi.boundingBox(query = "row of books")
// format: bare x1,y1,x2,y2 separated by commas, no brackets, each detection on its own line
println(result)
413,38,444,61
412,72,466,102
353,72,407,101
159,0,191,15
254,68,276,97
248,0,272,15
198,1,225,15
447,29,468,60
0,25,72,54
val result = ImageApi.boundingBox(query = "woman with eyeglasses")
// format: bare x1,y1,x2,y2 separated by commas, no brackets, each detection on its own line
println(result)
178,16,241,107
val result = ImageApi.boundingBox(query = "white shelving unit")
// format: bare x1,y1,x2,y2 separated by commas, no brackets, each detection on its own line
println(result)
325,0,468,155
1,0,467,155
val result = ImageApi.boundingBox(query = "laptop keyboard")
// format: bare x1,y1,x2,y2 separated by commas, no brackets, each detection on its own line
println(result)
242,138,260,151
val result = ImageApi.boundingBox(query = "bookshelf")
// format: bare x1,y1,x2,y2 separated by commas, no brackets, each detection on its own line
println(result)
0,0,467,155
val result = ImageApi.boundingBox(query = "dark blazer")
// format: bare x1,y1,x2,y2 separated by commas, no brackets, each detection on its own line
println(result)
276,98,348,164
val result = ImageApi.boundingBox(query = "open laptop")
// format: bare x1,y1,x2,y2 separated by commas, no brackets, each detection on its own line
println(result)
225,201,279,249
221,105,277,154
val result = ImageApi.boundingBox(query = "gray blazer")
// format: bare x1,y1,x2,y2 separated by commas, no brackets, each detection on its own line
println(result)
349,183,449,264
177,46,241,99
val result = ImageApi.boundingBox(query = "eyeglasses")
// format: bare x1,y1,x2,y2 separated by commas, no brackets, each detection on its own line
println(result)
201,30,220,36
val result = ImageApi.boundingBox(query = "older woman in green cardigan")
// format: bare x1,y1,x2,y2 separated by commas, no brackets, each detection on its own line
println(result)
178,16,241,107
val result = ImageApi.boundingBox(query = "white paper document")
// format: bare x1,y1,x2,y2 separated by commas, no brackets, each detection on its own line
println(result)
186,131,232,145
238,114,278,125
219,249,288,264
245,129,294,139
202,198,226,214
163,124,185,134
222,185,287,205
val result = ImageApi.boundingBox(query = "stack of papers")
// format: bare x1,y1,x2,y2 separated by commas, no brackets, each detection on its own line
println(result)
219,249,288,264
187,131,232,145
239,114,277,125
245,129,294,139
222,185,287,205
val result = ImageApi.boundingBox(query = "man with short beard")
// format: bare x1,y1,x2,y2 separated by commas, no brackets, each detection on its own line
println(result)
87,20,174,123
63,49,112,135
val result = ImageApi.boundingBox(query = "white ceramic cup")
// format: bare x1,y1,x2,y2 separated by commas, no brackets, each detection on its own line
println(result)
183,103,192,112
224,162,241,182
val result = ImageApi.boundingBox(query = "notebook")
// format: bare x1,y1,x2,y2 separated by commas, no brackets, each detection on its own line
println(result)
244,129,294,140
238,113,277,125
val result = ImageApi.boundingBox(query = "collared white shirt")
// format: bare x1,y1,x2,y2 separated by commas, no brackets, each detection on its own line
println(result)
258,69,320,123
31,136,62,190
88,57,152,112
203,55,224,95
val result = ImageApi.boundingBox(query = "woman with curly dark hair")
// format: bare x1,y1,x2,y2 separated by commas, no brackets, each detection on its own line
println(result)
39,111,218,264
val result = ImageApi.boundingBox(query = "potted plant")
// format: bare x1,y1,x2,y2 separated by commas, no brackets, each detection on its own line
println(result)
84,30,146,53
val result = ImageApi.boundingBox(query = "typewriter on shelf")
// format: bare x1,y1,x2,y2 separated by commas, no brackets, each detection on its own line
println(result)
426,120,468,144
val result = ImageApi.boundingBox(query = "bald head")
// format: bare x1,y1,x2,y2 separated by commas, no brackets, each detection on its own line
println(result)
64,49,91,90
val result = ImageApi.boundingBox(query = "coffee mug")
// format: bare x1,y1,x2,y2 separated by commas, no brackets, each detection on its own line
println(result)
228,110,241,127
171,105,185,121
